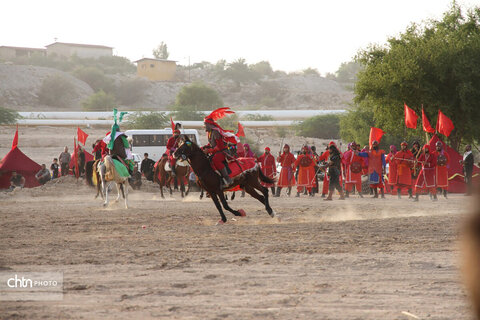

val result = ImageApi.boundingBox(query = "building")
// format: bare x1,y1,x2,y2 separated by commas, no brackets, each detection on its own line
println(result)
0,46,46,60
134,58,177,81
45,42,113,59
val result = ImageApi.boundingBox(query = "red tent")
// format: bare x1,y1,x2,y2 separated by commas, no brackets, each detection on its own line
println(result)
429,135,479,193
0,147,42,189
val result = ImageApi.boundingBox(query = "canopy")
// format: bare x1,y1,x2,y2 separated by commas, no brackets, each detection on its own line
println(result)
0,147,41,189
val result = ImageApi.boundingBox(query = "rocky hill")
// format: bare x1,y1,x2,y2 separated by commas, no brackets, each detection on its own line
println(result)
0,63,353,111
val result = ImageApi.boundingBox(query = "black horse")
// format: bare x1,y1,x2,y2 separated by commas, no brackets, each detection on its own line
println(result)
174,136,275,224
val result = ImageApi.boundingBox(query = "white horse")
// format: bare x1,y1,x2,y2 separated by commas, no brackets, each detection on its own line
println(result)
97,155,129,208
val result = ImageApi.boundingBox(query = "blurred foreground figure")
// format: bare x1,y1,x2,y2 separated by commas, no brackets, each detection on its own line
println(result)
461,185,480,319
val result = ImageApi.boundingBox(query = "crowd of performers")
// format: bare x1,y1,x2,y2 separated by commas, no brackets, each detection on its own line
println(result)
62,107,474,201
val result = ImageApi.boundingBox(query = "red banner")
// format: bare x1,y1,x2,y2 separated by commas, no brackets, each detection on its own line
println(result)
369,127,385,149
404,103,418,129
77,127,88,145
236,122,245,137
74,138,79,179
422,108,435,133
11,124,18,149
436,110,454,137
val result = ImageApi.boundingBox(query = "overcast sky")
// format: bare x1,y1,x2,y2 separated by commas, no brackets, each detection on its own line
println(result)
1,0,477,74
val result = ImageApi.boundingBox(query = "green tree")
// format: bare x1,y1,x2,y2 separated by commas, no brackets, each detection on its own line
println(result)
354,3,480,151
335,61,363,84
82,90,117,111
302,68,320,76
38,75,76,107
296,114,341,139
126,112,168,129
250,61,274,77
175,81,223,110
223,58,260,86
170,105,205,120
0,106,20,124
152,42,169,59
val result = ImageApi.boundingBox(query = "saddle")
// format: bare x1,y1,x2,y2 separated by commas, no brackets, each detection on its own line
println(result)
164,159,189,171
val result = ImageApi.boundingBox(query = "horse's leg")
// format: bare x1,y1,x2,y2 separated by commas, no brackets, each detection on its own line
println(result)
244,180,275,217
168,175,173,196
211,193,227,224
180,177,185,198
231,191,236,201
218,192,243,217
159,175,165,199
124,181,129,209
200,189,204,200
103,181,110,207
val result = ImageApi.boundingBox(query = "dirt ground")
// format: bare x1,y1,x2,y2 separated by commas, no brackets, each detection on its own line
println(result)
0,125,477,319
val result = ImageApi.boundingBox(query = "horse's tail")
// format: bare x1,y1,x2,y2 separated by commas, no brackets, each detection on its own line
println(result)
85,160,95,186
153,160,161,184
258,165,275,185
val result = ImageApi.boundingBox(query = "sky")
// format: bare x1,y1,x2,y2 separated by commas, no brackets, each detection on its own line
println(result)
1,0,478,74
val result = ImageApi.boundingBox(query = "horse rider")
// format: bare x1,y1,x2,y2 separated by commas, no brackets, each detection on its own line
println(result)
202,108,240,188
166,129,181,177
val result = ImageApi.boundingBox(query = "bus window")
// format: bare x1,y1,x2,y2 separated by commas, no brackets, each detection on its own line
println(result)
151,134,167,146
132,135,150,147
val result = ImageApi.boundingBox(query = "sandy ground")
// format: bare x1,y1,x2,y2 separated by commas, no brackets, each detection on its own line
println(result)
0,125,477,319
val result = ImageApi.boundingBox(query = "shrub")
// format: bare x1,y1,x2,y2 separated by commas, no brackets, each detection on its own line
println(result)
0,106,20,124
296,114,340,139
169,105,205,121
175,81,223,110
82,90,117,111
73,67,114,93
126,112,168,129
115,78,149,105
38,75,76,107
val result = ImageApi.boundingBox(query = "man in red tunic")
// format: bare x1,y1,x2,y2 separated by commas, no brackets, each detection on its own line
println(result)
166,129,180,176
385,145,398,194
258,147,277,195
413,144,437,202
294,146,316,197
394,142,414,199
434,141,450,198
344,142,364,198
358,140,386,198
275,144,296,197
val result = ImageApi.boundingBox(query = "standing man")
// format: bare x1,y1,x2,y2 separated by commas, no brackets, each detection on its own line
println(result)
461,144,474,196
385,145,398,195
275,144,296,197
435,141,450,198
344,142,363,198
358,140,386,198
140,153,155,181
324,143,345,200
257,147,277,196
59,146,71,176
311,146,320,194
413,145,437,201
318,142,342,197
394,142,414,199
78,146,86,177
294,146,316,197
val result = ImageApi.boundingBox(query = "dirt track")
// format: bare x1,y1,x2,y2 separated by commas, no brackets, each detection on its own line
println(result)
0,175,474,319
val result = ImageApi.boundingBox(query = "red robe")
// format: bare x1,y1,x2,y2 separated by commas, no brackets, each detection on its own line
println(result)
434,150,450,188
385,152,397,192
415,153,437,190
277,152,296,187
294,154,316,189
166,135,179,166
258,153,276,187
394,150,413,187
343,150,363,192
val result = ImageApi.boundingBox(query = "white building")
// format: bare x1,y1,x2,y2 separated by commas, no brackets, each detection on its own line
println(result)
45,42,113,59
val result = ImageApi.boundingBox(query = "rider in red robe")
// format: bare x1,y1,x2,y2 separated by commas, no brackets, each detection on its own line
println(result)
275,144,296,197
344,142,363,198
413,144,437,201
394,142,414,199
434,141,450,198
257,147,276,194
294,146,316,197
385,145,398,194
166,129,180,176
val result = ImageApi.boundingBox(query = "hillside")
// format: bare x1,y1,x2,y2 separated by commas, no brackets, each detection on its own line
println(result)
0,63,353,111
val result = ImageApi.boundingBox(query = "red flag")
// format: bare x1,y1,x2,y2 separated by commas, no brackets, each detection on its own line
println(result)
404,103,418,129
436,110,454,137
422,108,435,133
11,124,18,149
77,127,88,145
236,122,245,137
369,127,385,149
170,117,175,132
74,138,79,179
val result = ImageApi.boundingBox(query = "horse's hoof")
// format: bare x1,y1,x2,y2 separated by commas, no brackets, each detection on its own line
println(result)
238,209,247,217
269,210,276,218
103,203,107,207
215,219,226,225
